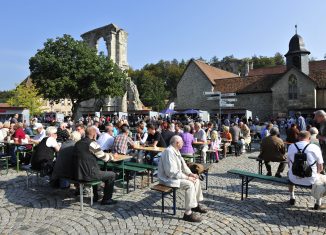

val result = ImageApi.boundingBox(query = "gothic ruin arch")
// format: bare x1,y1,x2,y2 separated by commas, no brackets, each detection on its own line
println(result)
81,23,128,70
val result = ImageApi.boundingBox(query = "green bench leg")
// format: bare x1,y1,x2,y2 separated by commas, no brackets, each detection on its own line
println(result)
241,176,244,200
80,184,84,212
16,152,20,172
6,156,9,175
240,176,250,200
90,186,94,206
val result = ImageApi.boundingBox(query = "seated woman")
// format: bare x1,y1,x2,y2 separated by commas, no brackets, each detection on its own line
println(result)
9,122,30,165
180,125,194,157
221,126,232,158
31,126,61,176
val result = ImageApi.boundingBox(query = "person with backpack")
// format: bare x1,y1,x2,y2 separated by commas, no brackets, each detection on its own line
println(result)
287,131,326,209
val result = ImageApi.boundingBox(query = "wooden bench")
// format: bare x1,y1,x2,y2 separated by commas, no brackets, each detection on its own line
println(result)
228,169,311,200
248,156,287,175
64,178,102,212
124,162,158,184
150,184,177,215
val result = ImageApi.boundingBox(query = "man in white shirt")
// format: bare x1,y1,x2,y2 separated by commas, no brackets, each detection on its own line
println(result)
31,123,46,144
97,125,115,151
287,131,326,207
158,135,207,222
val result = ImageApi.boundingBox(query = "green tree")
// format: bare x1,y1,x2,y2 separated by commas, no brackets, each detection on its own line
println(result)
251,52,285,69
130,59,187,109
0,90,14,103
7,83,44,117
29,34,127,119
274,52,285,65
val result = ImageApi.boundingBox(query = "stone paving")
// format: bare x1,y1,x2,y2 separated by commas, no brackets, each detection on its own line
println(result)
1,144,326,234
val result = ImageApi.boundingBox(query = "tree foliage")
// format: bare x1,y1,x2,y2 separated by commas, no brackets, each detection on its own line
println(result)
0,90,14,103
7,83,44,117
130,59,187,111
209,53,285,75
29,34,128,118
251,52,285,69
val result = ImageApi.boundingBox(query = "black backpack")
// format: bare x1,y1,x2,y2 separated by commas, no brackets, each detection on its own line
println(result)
291,143,316,178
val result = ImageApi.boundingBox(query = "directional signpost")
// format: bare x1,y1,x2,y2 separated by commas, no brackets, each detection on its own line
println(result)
203,91,237,127
206,96,220,101
221,93,236,97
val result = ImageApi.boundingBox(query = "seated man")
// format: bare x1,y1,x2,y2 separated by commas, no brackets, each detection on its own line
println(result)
287,131,326,208
259,127,286,177
97,124,115,151
57,122,70,143
147,124,166,148
158,135,207,222
30,123,46,144
112,124,134,155
74,126,117,205
31,126,61,175
161,122,177,146
51,131,81,187
75,123,85,138
135,124,148,145
229,122,243,156
147,124,167,164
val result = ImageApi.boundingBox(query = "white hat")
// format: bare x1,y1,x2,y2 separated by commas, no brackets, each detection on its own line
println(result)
33,123,43,130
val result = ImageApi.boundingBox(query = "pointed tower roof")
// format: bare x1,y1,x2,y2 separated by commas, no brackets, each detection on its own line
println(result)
285,33,310,56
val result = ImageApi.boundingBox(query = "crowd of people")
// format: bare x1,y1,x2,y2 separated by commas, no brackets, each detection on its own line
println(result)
2,109,326,221
256,110,326,210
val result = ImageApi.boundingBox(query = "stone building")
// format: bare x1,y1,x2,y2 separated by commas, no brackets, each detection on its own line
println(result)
177,60,238,111
176,33,326,121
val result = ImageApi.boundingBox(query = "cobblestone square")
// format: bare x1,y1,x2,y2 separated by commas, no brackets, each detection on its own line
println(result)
1,144,325,234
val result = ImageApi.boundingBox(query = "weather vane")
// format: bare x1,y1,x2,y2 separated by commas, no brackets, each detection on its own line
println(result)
295,24,297,34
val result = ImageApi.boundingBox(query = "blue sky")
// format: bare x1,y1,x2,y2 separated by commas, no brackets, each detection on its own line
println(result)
1,0,326,90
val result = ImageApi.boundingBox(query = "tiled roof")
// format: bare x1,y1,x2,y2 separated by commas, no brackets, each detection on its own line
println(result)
309,60,326,72
247,60,326,77
214,73,283,94
248,65,287,76
193,60,238,85
309,60,326,88
310,70,326,89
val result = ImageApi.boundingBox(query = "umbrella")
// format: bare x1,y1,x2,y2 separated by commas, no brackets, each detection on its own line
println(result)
160,108,176,114
182,109,200,114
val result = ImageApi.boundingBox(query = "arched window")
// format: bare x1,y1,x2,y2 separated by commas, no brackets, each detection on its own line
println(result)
288,74,298,100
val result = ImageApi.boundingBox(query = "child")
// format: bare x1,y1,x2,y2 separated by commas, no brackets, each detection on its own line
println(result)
210,130,221,162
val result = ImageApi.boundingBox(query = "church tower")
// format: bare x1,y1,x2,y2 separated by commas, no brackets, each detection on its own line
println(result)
284,27,310,75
